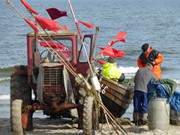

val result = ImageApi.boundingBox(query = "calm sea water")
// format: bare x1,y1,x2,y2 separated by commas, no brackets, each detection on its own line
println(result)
1,0,180,118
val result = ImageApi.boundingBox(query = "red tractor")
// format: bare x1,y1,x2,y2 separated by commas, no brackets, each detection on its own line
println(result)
10,31,98,134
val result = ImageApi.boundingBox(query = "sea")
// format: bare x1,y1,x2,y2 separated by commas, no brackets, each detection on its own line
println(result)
0,0,180,119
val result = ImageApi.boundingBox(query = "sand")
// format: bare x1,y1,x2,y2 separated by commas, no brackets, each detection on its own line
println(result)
1,118,180,135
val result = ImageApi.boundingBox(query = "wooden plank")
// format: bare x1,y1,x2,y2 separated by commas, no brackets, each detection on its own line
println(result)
104,92,130,109
101,78,131,96
105,89,132,102
100,77,134,109
105,86,132,98
104,90,132,104
101,77,127,89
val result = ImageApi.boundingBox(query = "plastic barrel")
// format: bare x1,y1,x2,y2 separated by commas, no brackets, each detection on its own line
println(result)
148,98,170,130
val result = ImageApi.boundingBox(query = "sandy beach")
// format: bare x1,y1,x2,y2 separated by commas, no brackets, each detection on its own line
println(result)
1,118,180,135
1,1,180,135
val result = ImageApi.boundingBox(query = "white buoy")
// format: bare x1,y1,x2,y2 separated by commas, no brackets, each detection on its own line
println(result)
91,75,101,92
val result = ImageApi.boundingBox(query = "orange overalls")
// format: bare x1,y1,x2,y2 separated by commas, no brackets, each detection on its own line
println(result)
137,48,164,79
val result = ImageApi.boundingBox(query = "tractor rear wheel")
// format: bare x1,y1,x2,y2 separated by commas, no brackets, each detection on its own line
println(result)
10,65,33,133
83,96,99,135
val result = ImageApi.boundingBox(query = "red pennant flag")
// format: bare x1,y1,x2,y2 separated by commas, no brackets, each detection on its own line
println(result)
97,46,104,50
112,32,127,43
78,20,95,29
24,18,39,33
40,41,71,60
99,47,125,58
96,59,106,65
46,8,67,20
39,41,66,49
106,40,116,47
35,16,66,32
56,49,71,60
20,0,38,15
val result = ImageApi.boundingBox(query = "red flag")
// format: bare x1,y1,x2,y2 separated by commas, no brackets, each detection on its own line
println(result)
78,20,95,29
99,47,125,58
20,0,38,15
46,8,67,20
106,40,116,47
112,32,127,43
40,41,71,59
35,16,66,32
96,59,106,65
39,41,66,49
24,18,39,33
97,46,104,50
56,49,71,60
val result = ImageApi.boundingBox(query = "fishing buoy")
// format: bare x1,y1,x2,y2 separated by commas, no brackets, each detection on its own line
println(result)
91,75,101,92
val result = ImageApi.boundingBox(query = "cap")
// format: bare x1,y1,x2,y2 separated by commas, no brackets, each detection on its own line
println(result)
141,43,149,52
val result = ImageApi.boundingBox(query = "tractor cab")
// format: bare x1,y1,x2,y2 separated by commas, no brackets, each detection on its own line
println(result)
27,31,94,84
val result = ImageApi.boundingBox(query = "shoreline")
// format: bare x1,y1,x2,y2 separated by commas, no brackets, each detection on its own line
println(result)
1,118,180,135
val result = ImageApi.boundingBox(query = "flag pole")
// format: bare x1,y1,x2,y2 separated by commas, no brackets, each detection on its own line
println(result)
67,0,94,76
67,0,82,39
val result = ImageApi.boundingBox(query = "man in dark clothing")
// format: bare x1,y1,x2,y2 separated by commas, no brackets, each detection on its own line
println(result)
133,63,157,126
137,43,164,79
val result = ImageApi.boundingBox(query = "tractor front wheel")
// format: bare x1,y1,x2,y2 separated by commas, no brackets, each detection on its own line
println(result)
83,96,99,135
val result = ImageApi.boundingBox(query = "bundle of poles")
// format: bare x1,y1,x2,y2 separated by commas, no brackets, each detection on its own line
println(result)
5,0,128,134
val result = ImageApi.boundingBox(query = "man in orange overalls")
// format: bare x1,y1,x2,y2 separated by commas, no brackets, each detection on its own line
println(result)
137,43,164,79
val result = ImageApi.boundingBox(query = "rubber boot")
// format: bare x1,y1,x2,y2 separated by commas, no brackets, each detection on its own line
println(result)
139,113,148,125
133,112,140,126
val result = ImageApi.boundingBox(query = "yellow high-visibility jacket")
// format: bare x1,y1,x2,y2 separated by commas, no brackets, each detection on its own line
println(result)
102,62,122,81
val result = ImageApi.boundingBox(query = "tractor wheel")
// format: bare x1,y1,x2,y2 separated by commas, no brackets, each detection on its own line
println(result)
83,96,99,135
10,66,33,132
12,100,24,135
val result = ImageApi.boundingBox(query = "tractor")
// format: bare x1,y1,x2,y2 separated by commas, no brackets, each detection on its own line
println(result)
10,31,100,134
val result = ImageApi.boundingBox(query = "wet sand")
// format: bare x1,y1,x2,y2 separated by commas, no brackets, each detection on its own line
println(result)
1,118,180,135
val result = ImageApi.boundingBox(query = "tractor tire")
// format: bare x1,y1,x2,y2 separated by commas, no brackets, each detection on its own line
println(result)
83,96,99,135
12,100,24,135
10,66,32,132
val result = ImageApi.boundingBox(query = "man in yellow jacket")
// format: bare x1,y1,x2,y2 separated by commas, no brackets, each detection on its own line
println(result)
102,57,125,82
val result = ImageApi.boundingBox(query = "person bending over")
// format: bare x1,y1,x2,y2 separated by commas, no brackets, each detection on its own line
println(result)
133,63,157,126
102,57,125,83
137,43,164,79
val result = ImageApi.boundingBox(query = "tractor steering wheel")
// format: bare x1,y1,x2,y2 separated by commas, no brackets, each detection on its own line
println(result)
40,49,56,63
